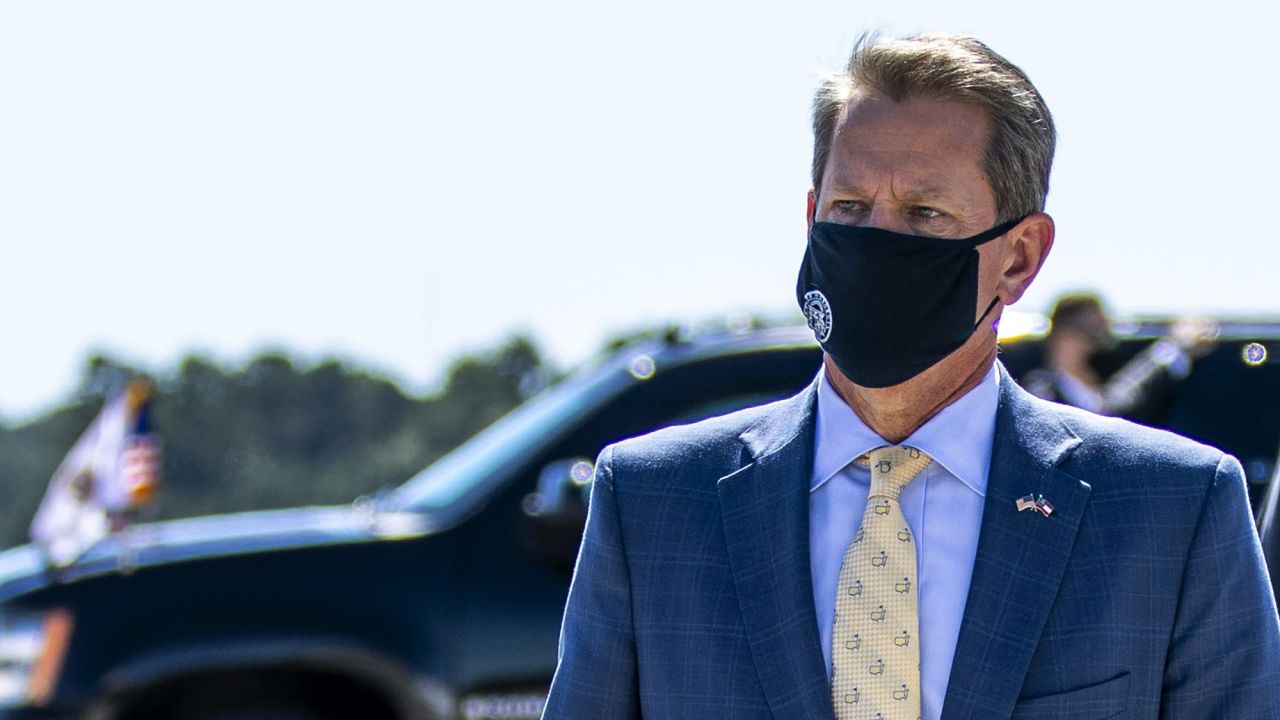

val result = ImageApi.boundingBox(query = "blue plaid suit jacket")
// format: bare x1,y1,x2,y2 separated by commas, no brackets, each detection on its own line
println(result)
543,363,1280,719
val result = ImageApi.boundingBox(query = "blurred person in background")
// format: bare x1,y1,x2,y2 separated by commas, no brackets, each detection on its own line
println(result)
1023,292,1218,421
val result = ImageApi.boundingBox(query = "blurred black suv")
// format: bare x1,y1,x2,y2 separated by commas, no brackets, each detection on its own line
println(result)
0,318,1276,720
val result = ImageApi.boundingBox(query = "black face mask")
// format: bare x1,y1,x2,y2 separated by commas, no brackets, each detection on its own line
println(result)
796,216,1021,388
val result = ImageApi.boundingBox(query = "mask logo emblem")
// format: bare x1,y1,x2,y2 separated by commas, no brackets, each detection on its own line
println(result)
802,290,832,343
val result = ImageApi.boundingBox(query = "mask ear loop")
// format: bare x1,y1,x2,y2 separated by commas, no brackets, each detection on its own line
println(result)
970,216,1025,333
972,295,1001,333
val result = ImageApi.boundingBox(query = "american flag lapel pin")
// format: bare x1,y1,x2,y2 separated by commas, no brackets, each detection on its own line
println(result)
1036,497,1054,517
1016,493,1054,518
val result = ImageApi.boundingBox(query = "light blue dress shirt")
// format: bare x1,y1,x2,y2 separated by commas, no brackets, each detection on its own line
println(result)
810,363,998,720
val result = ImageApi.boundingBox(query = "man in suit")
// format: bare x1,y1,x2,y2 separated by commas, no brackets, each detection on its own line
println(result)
542,33,1280,719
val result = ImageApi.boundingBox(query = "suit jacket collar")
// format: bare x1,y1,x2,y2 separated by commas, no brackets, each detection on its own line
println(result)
717,362,1087,720
719,372,834,720
939,362,1088,720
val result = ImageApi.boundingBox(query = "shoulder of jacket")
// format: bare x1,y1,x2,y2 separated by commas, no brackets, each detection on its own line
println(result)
1050,400,1225,484
602,395,795,481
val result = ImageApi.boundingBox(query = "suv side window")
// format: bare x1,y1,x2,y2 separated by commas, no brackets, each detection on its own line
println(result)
560,346,822,462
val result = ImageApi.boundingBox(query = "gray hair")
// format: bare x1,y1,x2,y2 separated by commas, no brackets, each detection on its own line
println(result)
811,33,1056,223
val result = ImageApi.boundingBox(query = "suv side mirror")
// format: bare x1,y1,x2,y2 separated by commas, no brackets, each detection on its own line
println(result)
521,458,594,571
522,458,594,520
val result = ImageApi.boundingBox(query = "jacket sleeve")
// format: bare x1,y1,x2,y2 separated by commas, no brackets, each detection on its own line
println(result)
1161,453,1280,718
542,445,641,719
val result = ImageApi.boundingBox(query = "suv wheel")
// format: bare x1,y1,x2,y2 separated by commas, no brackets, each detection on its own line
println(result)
184,705,328,720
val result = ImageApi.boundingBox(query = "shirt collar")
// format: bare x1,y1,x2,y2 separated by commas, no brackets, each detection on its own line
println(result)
811,362,999,497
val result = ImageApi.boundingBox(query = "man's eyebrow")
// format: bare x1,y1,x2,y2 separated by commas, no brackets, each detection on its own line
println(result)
823,180,956,203
895,185,952,202
821,180,873,198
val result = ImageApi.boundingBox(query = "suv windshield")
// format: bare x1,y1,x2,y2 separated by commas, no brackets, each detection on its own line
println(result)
392,351,637,512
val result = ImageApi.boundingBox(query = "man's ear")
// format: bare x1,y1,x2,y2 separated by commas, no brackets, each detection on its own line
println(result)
806,189,817,233
997,212,1054,305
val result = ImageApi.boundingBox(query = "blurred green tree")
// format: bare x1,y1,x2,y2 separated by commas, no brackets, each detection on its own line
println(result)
0,335,555,549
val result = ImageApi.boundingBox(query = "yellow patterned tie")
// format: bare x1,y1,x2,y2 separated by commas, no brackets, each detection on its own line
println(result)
832,445,932,720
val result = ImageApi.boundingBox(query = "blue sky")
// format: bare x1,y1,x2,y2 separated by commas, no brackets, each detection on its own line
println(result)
0,0,1274,422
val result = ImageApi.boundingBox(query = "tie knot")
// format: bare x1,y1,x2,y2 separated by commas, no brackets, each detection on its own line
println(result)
857,445,932,499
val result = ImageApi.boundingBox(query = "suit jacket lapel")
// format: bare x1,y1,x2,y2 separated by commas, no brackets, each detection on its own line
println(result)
718,375,836,720
940,363,1090,720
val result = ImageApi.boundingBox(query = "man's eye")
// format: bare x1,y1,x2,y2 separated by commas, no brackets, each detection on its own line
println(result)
910,206,944,219
831,200,866,213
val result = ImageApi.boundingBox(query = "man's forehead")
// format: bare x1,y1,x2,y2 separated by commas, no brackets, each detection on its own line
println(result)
822,172,960,201
820,152,986,207
821,94,991,200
